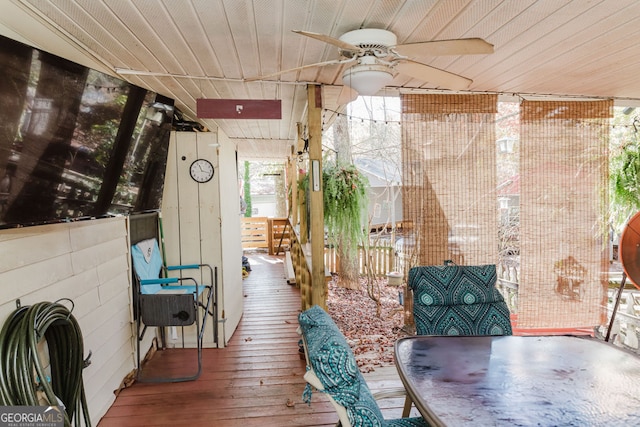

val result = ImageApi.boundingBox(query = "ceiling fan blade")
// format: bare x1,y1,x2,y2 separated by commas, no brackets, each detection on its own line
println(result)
245,59,347,82
337,85,359,105
395,38,494,57
395,60,472,90
292,30,361,52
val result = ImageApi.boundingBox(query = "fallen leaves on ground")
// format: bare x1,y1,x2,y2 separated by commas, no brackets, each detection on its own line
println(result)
327,276,410,373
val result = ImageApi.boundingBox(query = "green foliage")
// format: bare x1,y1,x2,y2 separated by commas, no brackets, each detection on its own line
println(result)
298,171,308,193
611,137,640,228
243,161,252,217
322,163,369,252
608,109,640,231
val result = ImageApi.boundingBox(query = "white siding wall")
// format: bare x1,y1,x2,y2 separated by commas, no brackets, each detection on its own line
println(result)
162,130,243,347
216,130,244,343
0,217,135,425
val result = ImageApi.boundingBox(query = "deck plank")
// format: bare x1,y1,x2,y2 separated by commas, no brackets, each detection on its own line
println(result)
98,251,412,426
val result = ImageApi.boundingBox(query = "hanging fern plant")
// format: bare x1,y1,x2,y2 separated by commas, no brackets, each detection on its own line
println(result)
611,138,640,228
322,163,369,253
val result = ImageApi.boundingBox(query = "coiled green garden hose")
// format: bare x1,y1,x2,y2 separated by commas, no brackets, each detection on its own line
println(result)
0,300,91,427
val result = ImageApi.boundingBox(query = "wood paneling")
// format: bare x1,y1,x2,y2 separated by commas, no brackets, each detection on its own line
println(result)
9,1,640,162
240,217,270,250
162,131,242,348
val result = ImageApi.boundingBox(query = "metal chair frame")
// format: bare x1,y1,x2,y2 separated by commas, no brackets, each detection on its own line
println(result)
129,212,217,383
133,252,216,382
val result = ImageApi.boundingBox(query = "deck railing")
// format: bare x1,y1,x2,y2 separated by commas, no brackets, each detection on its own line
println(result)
324,242,395,278
600,289,640,353
495,264,640,356
287,222,313,309
496,263,519,313
241,217,290,255
250,221,640,355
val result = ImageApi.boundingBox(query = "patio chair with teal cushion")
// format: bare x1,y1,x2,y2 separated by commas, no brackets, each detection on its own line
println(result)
409,262,512,336
402,262,512,414
131,237,216,382
298,305,428,427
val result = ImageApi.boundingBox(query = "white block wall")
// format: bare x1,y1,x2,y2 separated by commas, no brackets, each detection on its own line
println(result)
0,217,135,425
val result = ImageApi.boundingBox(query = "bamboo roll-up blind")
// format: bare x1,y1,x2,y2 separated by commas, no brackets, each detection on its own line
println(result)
518,100,611,328
401,94,498,267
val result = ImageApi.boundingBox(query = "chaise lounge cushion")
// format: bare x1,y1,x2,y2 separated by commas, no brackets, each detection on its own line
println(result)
306,361,427,427
299,306,359,389
305,328,360,391
298,304,342,334
299,306,428,427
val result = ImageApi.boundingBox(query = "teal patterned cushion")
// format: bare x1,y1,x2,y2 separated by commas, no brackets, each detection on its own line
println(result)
413,302,512,336
344,371,386,427
299,307,385,425
299,306,361,391
299,305,341,334
383,417,429,427
345,371,427,427
299,306,427,426
409,264,512,336
409,264,505,306
306,329,360,391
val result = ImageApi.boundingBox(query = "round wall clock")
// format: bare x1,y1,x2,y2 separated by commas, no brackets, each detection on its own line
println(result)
189,158,214,183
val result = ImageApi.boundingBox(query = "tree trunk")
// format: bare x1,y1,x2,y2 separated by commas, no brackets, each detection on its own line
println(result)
337,235,359,289
243,161,251,217
274,165,286,218
334,113,351,165
333,113,360,288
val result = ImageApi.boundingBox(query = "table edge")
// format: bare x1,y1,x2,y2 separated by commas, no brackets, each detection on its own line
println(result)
394,337,445,427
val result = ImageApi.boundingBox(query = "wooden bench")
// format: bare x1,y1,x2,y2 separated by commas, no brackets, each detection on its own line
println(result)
284,251,296,285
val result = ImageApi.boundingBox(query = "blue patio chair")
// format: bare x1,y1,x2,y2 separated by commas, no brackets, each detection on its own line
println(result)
131,237,215,382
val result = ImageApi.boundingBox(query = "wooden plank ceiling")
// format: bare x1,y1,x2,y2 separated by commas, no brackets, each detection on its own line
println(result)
3,0,640,161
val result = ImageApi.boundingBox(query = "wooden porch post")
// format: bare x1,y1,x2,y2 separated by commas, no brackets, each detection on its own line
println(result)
307,84,327,309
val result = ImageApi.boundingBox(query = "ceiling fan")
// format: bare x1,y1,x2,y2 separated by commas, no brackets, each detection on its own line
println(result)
247,28,493,103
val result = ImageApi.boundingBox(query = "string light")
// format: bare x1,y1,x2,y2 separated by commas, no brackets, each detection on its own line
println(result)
322,108,402,128
321,108,640,131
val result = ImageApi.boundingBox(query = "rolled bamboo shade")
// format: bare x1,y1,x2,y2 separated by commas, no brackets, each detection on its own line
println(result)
518,99,611,328
401,94,498,267
400,95,611,330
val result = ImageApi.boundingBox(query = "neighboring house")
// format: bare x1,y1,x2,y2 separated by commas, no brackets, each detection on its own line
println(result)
354,158,403,230
497,174,520,223
250,193,277,217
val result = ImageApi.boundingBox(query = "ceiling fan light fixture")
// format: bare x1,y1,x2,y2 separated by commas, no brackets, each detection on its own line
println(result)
342,64,394,96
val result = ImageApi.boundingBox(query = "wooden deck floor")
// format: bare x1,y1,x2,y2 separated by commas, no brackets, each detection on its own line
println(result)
98,251,410,426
